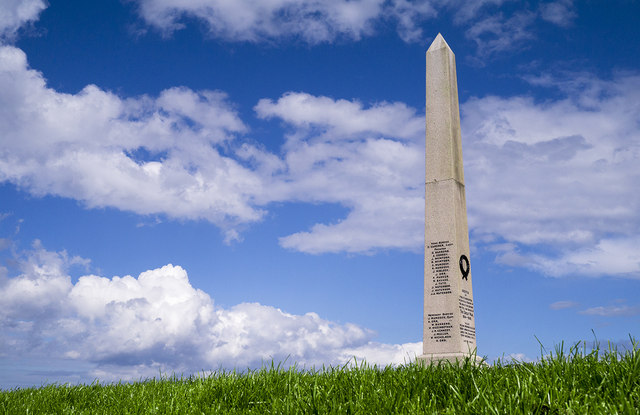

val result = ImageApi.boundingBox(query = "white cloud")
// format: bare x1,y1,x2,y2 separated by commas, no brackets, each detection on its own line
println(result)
2,43,640,267
255,92,422,141
549,300,578,310
386,0,437,42
580,304,640,317
441,0,510,25
462,73,640,277
540,0,575,27
255,92,424,253
443,0,577,59
253,73,640,268
134,0,386,43
340,341,422,366
0,49,425,253
0,43,424,254
492,238,640,279
0,0,46,41
0,0,578,63
0,242,421,384
6,0,434,46
534,237,640,278
502,352,534,363
2,23,639,269
0,45,264,231
278,194,423,254
464,10,536,59
131,0,576,50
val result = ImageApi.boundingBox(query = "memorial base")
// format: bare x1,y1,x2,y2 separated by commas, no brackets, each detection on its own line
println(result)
417,352,486,367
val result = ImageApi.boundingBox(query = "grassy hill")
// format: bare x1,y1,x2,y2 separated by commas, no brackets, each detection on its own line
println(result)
2,341,638,414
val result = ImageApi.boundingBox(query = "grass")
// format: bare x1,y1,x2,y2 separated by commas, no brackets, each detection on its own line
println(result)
1,340,638,414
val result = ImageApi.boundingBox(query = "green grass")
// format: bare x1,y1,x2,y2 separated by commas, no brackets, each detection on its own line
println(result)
2,341,638,414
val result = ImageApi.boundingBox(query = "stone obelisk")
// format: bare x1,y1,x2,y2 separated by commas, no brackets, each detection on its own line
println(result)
418,34,480,365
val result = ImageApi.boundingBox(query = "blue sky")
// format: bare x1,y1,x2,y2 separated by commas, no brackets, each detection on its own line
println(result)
1,0,639,389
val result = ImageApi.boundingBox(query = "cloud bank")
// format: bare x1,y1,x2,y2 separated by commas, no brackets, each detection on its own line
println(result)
0,0,578,57
0,45,263,240
135,0,388,43
254,92,424,253
1,41,640,275
462,73,640,277
0,47,424,252
1,1,638,276
0,0,46,40
0,242,421,386
131,0,576,48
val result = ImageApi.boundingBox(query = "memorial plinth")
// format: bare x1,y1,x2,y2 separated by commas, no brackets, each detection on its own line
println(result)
418,34,482,366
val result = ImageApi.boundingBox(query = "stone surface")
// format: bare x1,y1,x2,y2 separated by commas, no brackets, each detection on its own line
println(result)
418,34,481,366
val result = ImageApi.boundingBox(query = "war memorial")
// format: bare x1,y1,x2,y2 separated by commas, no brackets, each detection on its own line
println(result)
418,34,482,365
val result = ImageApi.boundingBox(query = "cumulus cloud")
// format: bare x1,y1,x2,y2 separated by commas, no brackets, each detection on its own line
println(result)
0,0,579,63
2,41,640,269
254,92,424,253
461,73,640,277
0,242,420,384
0,45,264,237
255,73,640,269
0,0,579,66
133,0,387,43
1,6,638,269
0,43,425,254
255,92,422,141
131,0,575,51
532,238,640,278
0,0,46,41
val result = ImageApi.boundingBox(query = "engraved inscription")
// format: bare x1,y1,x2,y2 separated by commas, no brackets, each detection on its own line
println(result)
460,322,476,342
428,240,453,296
427,312,453,343
458,295,474,321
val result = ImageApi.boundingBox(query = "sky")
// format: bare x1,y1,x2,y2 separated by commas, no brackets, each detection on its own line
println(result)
0,0,639,389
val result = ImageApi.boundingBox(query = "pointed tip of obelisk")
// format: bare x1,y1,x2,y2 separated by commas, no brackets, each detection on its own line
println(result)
427,33,451,53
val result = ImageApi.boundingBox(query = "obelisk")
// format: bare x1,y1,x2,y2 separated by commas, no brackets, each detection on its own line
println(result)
418,34,481,365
